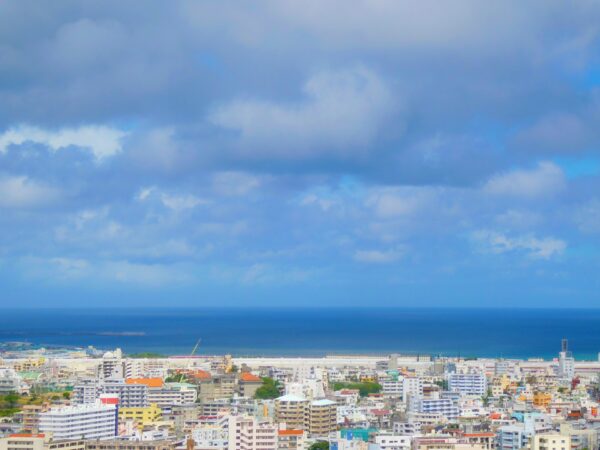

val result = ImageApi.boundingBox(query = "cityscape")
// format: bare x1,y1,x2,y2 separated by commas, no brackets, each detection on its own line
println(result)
2,3,600,450
0,339,599,450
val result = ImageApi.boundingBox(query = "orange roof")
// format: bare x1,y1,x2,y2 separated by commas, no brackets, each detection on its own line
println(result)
240,372,262,382
465,433,495,438
489,413,502,419
278,430,304,436
190,369,212,380
126,377,164,388
10,434,45,438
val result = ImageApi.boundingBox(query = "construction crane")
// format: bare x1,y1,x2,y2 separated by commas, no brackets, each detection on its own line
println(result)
190,338,202,356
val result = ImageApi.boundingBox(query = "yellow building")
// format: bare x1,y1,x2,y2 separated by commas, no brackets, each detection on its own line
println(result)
118,404,162,428
530,433,570,450
533,392,552,408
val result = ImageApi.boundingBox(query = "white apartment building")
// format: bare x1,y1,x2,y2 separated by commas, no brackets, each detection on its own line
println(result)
402,378,423,401
98,350,124,380
39,401,118,440
447,373,487,396
374,434,412,450
148,383,197,407
382,381,403,397
73,379,149,408
530,434,571,450
408,397,459,420
0,368,27,394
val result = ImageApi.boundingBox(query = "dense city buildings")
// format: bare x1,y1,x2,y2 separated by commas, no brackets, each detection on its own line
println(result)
1,340,600,450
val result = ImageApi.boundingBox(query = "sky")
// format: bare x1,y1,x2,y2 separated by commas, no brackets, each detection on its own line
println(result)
1,1,600,308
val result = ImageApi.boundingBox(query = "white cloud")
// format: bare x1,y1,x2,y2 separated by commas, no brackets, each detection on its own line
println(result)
22,256,192,286
210,67,395,158
575,199,600,234
212,171,261,196
354,248,403,263
0,124,127,160
137,186,207,212
472,230,566,259
366,187,436,218
0,175,60,208
484,161,566,199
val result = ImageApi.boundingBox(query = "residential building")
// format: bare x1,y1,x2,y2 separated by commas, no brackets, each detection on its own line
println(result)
39,400,118,440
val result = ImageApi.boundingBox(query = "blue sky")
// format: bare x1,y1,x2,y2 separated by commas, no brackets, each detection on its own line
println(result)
1,1,600,307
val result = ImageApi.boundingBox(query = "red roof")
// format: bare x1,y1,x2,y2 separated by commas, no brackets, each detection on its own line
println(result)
126,378,164,388
10,434,45,438
240,372,262,382
279,430,304,436
190,370,212,380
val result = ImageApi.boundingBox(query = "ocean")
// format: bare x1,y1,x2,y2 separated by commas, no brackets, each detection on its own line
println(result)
0,308,599,359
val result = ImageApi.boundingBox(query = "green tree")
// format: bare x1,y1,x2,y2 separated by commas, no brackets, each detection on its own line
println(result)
62,392,71,399
4,393,19,409
255,377,281,399
165,373,187,383
309,442,329,450
332,382,382,397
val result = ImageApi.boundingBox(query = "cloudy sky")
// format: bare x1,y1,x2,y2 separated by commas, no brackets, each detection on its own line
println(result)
2,1,600,308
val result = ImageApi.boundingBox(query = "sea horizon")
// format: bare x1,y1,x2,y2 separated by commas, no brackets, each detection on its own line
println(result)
1,307,599,360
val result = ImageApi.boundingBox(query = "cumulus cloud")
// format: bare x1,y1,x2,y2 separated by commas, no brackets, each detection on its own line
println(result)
472,230,566,259
484,161,566,199
0,125,127,160
354,248,403,264
0,174,60,208
137,187,207,212
209,67,395,158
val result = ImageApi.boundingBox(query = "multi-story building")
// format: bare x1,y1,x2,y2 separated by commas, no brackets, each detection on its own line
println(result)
238,373,263,398
408,397,459,420
402,378,423,401
85,441,175,450
275,396,309,431
147,383,197,407
374,434,411,450
0,369,27,394
39,401,118,440
447,373,487,396
98,350,124,380
103,380,148,408
530,434,571,450
118,404,162,427
308,400,337,436
382,381,403,398
73,379,148,408
234,417,277,450
277,430,304,450
0,434,85,450
496,425,528,450
20,405,47,434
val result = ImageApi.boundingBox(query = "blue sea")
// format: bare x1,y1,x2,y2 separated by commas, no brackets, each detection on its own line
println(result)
1,308,599,359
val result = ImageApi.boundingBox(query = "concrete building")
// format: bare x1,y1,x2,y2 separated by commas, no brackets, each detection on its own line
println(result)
85,441,174,450
277,430,304,450
308,400,337,436
0,369,27,394
374,434,411,450
447,373,487,396
118,404,162,427
407,397,459,420
530,434,571,450
39,400,118,440
0,434,85,450
275,396,309,431
147,383,197,407
98,350,124,380
238,373,263,398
